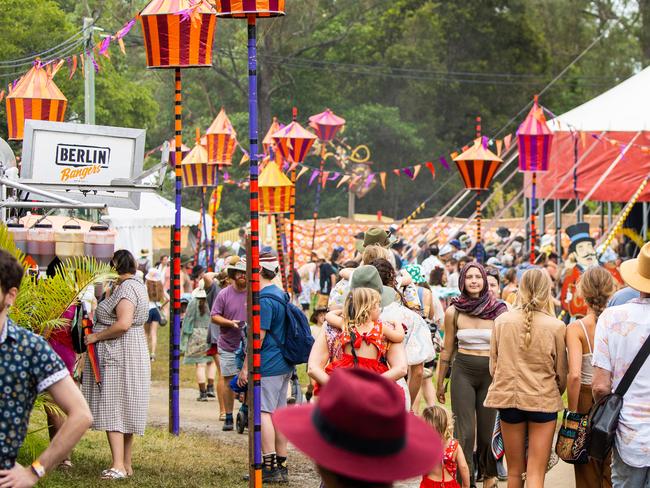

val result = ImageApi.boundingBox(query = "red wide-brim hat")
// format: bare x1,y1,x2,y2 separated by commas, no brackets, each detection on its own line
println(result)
273,400,442,483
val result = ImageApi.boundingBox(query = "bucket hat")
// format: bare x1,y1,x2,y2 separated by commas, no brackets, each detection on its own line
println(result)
192,280,207,299
362,227,398,249
260,249,280,273
620,242,650,293
348,265,395,307
226,256,247,273
272,368,442,483
404,263,426,284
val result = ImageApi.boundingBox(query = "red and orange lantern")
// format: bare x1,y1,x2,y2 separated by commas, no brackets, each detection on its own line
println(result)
140,0,217,69
272,121,317,164
259,158,293,214
262,117,282,155
206,108,237,166
6,63,67,140
517,95,554,263
213,0,285,18
181,129,217,187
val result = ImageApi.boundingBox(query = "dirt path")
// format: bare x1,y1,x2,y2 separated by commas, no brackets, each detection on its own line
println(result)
147,382,575,487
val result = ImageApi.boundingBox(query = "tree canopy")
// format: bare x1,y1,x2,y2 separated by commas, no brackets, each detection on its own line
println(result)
0,0,647,226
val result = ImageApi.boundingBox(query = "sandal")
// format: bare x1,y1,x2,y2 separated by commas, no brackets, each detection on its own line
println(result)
101,468,126,480
219,413,226,421
59,460,73,470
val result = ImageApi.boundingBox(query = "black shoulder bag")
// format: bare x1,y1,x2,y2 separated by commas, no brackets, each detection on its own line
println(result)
587,334,650,461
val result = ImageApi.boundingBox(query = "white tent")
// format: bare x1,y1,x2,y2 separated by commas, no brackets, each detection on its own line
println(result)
549,66,650,131
104,192,211,257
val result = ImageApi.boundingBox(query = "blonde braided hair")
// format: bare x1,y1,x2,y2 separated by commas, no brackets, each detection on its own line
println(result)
578,266,616,320
514,268,555,349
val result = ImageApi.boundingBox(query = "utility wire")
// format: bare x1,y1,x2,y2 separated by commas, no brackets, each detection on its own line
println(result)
0,26,91,67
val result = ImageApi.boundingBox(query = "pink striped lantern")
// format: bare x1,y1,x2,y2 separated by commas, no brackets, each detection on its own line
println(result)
516,95,553,172
308,108,345,142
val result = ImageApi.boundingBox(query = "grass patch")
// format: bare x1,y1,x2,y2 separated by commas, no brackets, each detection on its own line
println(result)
150,323,203,388
19,411,249,488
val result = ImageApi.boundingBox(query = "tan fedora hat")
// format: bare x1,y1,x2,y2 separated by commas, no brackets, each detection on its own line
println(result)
620,242,650,293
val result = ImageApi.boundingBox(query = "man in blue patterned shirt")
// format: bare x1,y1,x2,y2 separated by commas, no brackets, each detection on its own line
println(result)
0,249,92,487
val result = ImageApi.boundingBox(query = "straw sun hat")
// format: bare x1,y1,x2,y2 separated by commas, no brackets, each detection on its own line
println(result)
620,242,650,294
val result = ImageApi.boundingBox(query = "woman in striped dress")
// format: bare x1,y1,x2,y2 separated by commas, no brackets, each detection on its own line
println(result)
82,250,150,480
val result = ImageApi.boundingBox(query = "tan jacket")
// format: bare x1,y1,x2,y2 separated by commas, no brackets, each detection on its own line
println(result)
484,309,568,413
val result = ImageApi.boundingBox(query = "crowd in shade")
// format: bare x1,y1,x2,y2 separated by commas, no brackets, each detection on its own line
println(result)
2,219,650,488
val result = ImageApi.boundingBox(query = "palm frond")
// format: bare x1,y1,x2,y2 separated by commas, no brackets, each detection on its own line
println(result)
1,224,117,335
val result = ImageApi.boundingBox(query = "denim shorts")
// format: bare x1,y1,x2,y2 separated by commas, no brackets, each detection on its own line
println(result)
499,408,557,424
147,307,162,324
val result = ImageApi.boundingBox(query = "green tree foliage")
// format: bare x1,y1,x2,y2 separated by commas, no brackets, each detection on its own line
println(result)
0,0,646,228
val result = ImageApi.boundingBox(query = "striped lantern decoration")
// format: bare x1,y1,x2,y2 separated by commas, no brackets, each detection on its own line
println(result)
181,136,217,187
262,117,282,155
517,96,553,172
272,121,317,164
140,0,217,69
214,0,285,17
309,108,345,142
6,63,67,140
206,108,237,166
259,157,293,214
164,138,191,168
453,139,503,190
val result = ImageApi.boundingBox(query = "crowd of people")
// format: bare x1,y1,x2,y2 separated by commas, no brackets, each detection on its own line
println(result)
2,220,650,488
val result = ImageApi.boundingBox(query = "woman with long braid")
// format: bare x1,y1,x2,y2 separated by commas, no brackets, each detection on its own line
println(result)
484,268,568,488
566,267,615,488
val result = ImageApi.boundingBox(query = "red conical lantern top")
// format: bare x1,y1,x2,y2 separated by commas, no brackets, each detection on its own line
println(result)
272,121,317,164
453,139,503,190
309,108,346,142
516,95,554,172
214,0,285,18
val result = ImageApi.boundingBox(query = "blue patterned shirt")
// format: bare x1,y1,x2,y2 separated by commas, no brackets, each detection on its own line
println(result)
0,319,68,469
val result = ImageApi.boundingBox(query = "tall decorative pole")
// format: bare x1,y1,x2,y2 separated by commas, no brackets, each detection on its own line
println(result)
214,2,285,485
517,95,554,264
140,0,217,435
453,120,503,264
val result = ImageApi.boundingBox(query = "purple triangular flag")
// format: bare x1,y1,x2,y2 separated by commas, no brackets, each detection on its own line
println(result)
439,157,450,170
402,167,414,179
308,170,320,186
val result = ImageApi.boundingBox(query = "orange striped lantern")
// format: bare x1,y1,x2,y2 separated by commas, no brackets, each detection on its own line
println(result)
206,108,237,166
272,121,317,164
262,117,282,155
181,130,217,187
6,64,67,140
259,157,293,214
214,0,285,17
453,138,503,190
165,138,191,167
140,0,217,69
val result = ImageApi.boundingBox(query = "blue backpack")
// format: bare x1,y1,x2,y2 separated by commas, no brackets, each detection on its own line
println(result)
262,291,314,365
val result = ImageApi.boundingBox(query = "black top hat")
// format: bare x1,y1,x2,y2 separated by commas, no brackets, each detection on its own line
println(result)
496,226,511,239
566,222,595,253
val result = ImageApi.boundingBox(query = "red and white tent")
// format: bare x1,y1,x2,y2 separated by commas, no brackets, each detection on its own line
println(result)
526,66,650,202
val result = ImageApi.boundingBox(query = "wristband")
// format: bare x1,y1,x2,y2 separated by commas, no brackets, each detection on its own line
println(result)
31,460,46,479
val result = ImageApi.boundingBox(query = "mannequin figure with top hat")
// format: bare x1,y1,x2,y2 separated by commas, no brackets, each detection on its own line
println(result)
561,223,623,318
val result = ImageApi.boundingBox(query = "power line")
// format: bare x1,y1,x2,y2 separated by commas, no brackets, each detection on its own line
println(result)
0,26,91,67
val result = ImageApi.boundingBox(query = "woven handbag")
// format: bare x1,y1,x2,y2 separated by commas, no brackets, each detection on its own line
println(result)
555,409,589,464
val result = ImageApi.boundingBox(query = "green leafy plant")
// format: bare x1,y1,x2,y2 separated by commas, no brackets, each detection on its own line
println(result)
0,223,116,335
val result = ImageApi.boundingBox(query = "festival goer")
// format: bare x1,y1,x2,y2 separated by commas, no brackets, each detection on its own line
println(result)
420,405,470,488
83,250,151,480
136,249,151,275
181,281,218,403
318,249,339,309
210,256,247,431
156,254,171,292
145,268,167,361
298,249,325,311
501,268,518,303
422,245,444,279
592,243,650,487
273,368,443,488
0,249,92,485
437,263,507,488
484,268,567,488
566,266,615,488
237,251,293,483
607,285,639,306
484,266,502,300
446,259,460,289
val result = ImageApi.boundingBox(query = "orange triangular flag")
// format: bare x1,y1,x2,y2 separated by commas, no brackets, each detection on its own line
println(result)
451,152,459,160
392,169,400,177
51,59,65,78
79,53,86,79
321,171,329,188
412,164,422,180
69,55,78,80
580,131,587,148
503,134,512,150
379,172,387,190
496,139,503,156
296,166,310,181
239,153,250,165
288,162,299,173
118,38,126,55
337,175,351,188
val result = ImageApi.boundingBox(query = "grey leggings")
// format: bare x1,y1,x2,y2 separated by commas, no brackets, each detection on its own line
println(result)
450,353,498,485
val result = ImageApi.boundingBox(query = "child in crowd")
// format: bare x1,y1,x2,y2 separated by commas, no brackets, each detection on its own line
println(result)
420,406,470,488
321,287,404,375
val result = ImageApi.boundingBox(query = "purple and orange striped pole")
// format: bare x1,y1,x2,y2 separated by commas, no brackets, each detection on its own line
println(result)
169,67,182,436
247,14,262,488
275,214,288,289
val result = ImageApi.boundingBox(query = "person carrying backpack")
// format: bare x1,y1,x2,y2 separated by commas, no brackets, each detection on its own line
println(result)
238,249,313,484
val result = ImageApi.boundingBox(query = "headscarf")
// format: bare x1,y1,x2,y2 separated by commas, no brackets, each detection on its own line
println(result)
451,262,507,320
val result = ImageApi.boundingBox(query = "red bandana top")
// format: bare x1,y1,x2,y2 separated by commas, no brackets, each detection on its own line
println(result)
341,320,387,357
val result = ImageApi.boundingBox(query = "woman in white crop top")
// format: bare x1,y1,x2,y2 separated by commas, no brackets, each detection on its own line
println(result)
566,267,616,488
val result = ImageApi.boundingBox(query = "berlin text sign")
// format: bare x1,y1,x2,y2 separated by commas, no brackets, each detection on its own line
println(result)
20,120,146,208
